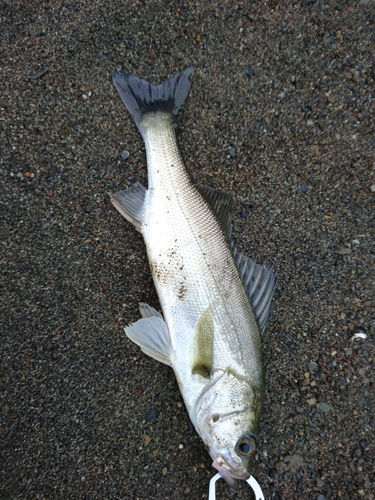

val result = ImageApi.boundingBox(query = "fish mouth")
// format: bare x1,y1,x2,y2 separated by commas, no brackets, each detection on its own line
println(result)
212,455,250,483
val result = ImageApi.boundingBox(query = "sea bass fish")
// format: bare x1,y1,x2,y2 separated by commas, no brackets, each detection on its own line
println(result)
111,67,276,485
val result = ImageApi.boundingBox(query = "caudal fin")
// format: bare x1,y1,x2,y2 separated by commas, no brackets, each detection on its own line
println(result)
113,66,194,137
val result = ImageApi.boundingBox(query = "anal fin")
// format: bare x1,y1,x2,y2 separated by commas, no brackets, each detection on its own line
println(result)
111,181,146,231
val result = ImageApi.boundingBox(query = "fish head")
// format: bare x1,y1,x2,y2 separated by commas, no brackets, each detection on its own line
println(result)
210,429,257,487
193,369,264,486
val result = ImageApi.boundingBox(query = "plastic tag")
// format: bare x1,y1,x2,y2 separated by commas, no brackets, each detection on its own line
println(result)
209,472,265,500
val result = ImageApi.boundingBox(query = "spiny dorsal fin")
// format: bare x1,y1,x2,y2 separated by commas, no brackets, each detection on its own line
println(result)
191,307,214,378
199,187,234,242
233,247,277,335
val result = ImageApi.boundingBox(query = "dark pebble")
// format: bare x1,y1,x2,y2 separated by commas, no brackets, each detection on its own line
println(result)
229,147,236,158
299,183,307,193
145,408,158,423
353,325,367,334
244,65,254,78
308,361,318,372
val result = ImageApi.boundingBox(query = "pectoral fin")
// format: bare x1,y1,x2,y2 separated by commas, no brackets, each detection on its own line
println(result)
125,315,172,367
191,307,214,378
110,181,146,231
139,302,163,319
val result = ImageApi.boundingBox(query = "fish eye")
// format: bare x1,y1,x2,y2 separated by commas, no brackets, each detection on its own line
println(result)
239,441,251,455
236,435,256,457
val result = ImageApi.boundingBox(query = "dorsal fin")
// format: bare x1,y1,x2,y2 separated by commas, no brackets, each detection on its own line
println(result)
199,187,234,241
233,247,277,335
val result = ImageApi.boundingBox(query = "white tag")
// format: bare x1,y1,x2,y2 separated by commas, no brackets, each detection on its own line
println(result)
209,472,265,500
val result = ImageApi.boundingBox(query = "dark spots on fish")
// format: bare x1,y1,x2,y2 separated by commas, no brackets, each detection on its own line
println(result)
149,260,169,285
178,282,187,300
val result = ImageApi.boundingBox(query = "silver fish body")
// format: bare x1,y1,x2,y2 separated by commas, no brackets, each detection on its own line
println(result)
111,67,276,485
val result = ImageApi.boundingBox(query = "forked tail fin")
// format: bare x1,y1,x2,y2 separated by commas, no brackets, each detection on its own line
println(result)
112,66,194,138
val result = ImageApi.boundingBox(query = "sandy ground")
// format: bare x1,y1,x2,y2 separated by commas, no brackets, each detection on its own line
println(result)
1,1,374,499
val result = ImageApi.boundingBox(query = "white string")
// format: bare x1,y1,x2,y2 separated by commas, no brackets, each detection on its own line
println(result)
209,472,265,500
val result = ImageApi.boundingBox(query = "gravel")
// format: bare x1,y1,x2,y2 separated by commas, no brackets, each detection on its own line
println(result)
1,1,374,499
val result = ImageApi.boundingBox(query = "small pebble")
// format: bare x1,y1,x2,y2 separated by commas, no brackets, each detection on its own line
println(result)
243,65,254,78
307,119,314,127
283,454,304,471
353,325,367,334
308,361,318,372
299,183,307,193
318,402,332,413
229,147,236,158
142,434,151,446
145,409,158,422
338,248,351,255
122,150,130,160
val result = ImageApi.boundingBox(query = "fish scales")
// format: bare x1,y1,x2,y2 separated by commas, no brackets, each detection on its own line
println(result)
110,66,276,485
142,114,261,381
